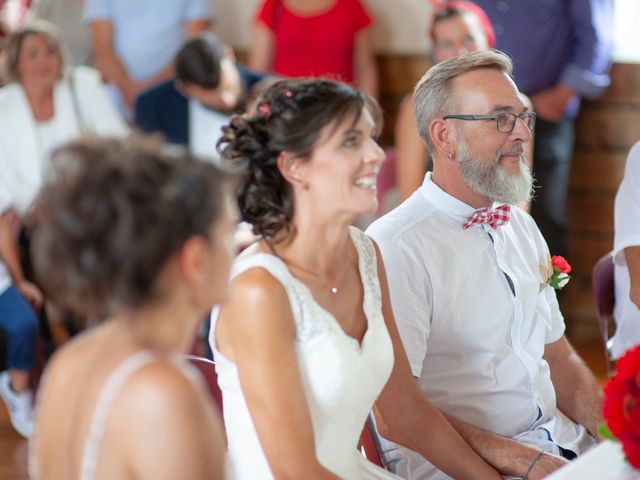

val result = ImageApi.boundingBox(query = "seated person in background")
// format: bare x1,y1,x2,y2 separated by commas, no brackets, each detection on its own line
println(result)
85,0,213,115
248,0,378,97
612,140,640,359
29,137,231,480
135,32,267,163
0,179,42,439
395,1,532,203
368,50,602,480
0,20,127,218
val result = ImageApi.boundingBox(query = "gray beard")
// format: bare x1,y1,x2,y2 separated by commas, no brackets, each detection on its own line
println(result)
457,138,533,204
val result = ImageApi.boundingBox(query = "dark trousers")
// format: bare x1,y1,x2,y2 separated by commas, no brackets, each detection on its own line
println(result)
529,118,575,258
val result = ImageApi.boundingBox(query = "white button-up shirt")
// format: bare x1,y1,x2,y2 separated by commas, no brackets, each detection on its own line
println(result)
367,173,592,480
613,141,640,359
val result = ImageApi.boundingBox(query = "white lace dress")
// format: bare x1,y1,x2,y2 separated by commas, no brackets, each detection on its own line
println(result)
210,227,401,479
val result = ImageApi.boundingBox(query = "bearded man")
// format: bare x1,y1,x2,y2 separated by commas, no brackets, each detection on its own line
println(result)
367,50,602,480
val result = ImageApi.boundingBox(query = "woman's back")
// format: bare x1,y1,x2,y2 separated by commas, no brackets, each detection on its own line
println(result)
32,320,225,480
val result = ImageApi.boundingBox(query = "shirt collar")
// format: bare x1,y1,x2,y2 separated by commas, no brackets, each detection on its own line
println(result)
418,172,477,222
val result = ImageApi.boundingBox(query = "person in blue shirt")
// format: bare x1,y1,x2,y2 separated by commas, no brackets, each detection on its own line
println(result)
85,0,213,114
473,0,613,258
135,32,268,163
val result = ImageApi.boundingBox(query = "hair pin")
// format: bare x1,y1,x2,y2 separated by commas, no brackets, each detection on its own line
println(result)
258,102,272,117
283,89,294,98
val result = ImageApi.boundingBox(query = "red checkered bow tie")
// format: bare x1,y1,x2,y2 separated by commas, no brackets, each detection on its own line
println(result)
463,204,511,230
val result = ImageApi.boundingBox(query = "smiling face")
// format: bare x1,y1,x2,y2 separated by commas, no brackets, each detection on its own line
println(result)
432,12,489,63
293,107,385,220
16,33,61,89
447,68,533,203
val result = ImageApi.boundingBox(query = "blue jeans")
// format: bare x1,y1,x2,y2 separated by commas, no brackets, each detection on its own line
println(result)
0,285,39,371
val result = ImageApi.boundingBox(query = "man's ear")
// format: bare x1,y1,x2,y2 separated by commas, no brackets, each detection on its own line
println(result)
174,79,193,99
429,117,455,161
277,152,307,189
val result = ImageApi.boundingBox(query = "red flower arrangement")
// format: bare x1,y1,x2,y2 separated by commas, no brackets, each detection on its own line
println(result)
540,255,572,291
602,344,640,469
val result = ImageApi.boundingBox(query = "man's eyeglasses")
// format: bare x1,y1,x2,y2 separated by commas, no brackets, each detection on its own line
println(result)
443,112,537,133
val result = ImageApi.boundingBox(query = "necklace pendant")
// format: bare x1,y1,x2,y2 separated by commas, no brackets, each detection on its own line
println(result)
330,287,338,294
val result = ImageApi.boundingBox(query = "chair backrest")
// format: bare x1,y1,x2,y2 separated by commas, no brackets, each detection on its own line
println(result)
358,415,384,468
591,251,615,371
186,355,223,415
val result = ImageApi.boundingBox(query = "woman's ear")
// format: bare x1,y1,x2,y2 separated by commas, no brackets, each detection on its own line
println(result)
277,152,308,189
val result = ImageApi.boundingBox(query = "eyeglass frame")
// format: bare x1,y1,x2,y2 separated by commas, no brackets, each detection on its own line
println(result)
442,112,537,133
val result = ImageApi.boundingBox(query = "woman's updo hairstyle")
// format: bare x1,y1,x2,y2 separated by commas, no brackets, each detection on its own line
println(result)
30,136,231,319
218,78,382,241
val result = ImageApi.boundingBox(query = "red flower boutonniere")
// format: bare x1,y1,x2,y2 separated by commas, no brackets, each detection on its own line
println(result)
539,255,572,291
601,345,640,469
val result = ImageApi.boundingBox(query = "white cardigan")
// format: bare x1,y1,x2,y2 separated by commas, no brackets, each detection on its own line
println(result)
0,66,128,215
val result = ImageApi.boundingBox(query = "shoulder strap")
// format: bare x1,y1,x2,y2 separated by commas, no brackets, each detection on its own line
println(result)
349,226,382,314
79,351,156,480
68,67,89,135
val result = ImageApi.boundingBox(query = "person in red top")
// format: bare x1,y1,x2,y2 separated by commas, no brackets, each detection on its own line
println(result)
248,0,378,97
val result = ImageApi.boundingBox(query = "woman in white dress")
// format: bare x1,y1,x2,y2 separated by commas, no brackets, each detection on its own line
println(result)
212,78,501,479
29,138,232,479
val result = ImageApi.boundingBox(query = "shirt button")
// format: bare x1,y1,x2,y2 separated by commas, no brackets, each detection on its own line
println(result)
494,24,504,36
498,1,510,12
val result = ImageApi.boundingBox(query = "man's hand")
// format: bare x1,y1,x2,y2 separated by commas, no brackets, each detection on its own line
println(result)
525,451,570,479
16,280,43,311
531,84,575,122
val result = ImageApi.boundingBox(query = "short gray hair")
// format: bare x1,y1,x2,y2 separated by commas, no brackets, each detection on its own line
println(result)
412,49,513,151
3,20,65,84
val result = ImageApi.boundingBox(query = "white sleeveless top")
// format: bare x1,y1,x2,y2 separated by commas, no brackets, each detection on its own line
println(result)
210,227,400,479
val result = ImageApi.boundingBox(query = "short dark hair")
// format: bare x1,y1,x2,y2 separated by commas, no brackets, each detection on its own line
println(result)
175,32,226,89
30,136,232,319
218,78,382,241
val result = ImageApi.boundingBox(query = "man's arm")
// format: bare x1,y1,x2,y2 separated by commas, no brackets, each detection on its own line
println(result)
532,0,613,120
90,20,136,106
444,414,569,479
544,335,603,437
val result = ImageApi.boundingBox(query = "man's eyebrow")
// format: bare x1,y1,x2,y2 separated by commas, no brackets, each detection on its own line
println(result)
491,105,515,113
491,104,529,114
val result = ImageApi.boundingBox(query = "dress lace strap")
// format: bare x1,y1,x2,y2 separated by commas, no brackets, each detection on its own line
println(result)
78,350,156,480
348,226,382,316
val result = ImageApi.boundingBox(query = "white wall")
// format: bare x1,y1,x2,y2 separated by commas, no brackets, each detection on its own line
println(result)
210,0,432,55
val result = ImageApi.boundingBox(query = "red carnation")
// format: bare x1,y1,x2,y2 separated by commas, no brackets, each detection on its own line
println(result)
621,432,640,469
603,345,640,469
551,255,571,274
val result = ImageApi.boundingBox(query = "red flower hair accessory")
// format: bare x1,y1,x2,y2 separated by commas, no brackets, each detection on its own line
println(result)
257,102,272,117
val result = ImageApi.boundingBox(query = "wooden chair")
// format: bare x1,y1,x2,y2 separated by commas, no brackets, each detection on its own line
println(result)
359,415,384,468
591,251,616,373
186,355,223,415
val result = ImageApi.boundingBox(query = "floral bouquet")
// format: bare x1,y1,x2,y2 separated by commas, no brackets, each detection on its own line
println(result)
601,344,640,469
